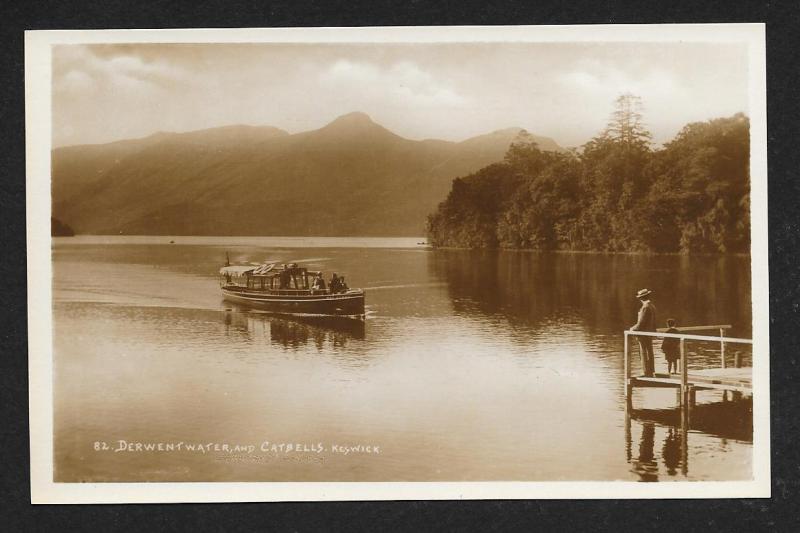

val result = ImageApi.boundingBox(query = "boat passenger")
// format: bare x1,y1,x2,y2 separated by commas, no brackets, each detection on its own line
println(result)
339,277,349,292
279,267,291,289
311,273,326,294
329,273,341,294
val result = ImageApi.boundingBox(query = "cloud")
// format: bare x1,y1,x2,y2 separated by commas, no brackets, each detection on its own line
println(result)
554,60,706,144
558,62,683,102
51,42,748,148
52,45,200,146
59,69,93,92
321,59,469,108
53,45,190,96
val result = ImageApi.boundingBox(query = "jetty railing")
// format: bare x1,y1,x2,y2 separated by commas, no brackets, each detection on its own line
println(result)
655,324,736,368
624,326,753,406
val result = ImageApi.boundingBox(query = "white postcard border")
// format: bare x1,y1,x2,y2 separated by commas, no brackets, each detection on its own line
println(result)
26,23,769,503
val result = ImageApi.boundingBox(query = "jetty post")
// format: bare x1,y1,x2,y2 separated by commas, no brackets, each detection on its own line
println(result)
680,400,689,476
680,337,688,407
623,332,631,406
720,327,727,369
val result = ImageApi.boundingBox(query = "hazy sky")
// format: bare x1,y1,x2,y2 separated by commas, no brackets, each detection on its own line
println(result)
52,42,749,148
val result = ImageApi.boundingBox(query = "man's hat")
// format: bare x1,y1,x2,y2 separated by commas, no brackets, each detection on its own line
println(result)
636,288,652,298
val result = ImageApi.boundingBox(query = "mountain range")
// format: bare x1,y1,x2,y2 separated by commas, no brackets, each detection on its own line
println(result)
52,112,563,236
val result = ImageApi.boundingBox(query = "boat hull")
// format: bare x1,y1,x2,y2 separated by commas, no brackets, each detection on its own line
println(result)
221,287,365,317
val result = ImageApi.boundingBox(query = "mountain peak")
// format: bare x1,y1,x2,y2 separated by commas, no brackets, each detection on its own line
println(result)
316,111,399,140
457,127,564,153
490,127,525,136
328,111,375,126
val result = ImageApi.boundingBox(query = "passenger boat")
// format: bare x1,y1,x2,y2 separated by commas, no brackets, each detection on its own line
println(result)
219,261,365,317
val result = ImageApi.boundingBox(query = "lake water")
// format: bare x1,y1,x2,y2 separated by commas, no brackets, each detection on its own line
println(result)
52,236,753,482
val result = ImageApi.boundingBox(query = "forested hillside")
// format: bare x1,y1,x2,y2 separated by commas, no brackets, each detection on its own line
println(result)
51,113,561,237
427,95,750,254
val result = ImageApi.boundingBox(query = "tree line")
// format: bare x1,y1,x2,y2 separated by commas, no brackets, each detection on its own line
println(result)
427,94,750,254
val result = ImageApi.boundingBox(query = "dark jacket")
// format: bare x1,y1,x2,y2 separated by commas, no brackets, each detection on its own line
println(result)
329,277,340,293
661,327,680,362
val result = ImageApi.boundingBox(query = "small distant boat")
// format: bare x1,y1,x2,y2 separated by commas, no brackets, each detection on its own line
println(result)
219,262,365,317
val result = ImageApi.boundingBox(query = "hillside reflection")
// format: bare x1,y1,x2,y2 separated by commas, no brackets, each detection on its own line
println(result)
429,250,752,338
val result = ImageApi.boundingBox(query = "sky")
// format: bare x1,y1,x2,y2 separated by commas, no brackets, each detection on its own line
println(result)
52,42,749,148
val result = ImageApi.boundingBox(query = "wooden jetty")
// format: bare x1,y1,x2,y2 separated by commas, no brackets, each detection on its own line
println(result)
624,325,753,409
623,325,753,477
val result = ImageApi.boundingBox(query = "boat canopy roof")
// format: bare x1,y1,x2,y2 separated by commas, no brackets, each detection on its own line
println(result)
219,265,256,276
220,263,322,277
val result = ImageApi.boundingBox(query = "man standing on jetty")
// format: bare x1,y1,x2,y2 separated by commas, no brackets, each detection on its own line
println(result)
631,288,657,377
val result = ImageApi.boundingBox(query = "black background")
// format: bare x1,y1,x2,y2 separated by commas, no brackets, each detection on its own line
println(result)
2,1,799,530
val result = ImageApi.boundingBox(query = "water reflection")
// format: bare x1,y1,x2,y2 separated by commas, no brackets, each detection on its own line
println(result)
662,427,681,476
223,308,365,350
430,250,752,339
632,422,659,482
625,397,752,481
53,239,754,482
629,398,752,441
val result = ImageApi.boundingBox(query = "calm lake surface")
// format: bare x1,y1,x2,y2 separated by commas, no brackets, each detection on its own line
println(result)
53,236,753,482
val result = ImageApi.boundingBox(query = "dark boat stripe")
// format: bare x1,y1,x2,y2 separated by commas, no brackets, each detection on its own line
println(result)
222,291,364,303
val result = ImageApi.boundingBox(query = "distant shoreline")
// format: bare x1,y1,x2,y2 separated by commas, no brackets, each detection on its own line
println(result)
51,235,750,256
51,235,428,250
54,234,427,240
428,245,751,257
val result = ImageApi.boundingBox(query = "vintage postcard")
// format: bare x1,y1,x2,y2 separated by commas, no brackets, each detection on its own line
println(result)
26,24,769,503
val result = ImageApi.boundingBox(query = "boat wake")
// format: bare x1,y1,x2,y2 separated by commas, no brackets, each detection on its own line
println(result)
365,282,447,291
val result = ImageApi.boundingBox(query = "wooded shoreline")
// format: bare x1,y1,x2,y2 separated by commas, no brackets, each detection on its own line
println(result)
427,96,750,255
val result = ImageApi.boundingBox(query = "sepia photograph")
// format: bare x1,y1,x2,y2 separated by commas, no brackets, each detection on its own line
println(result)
26,24,768,502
